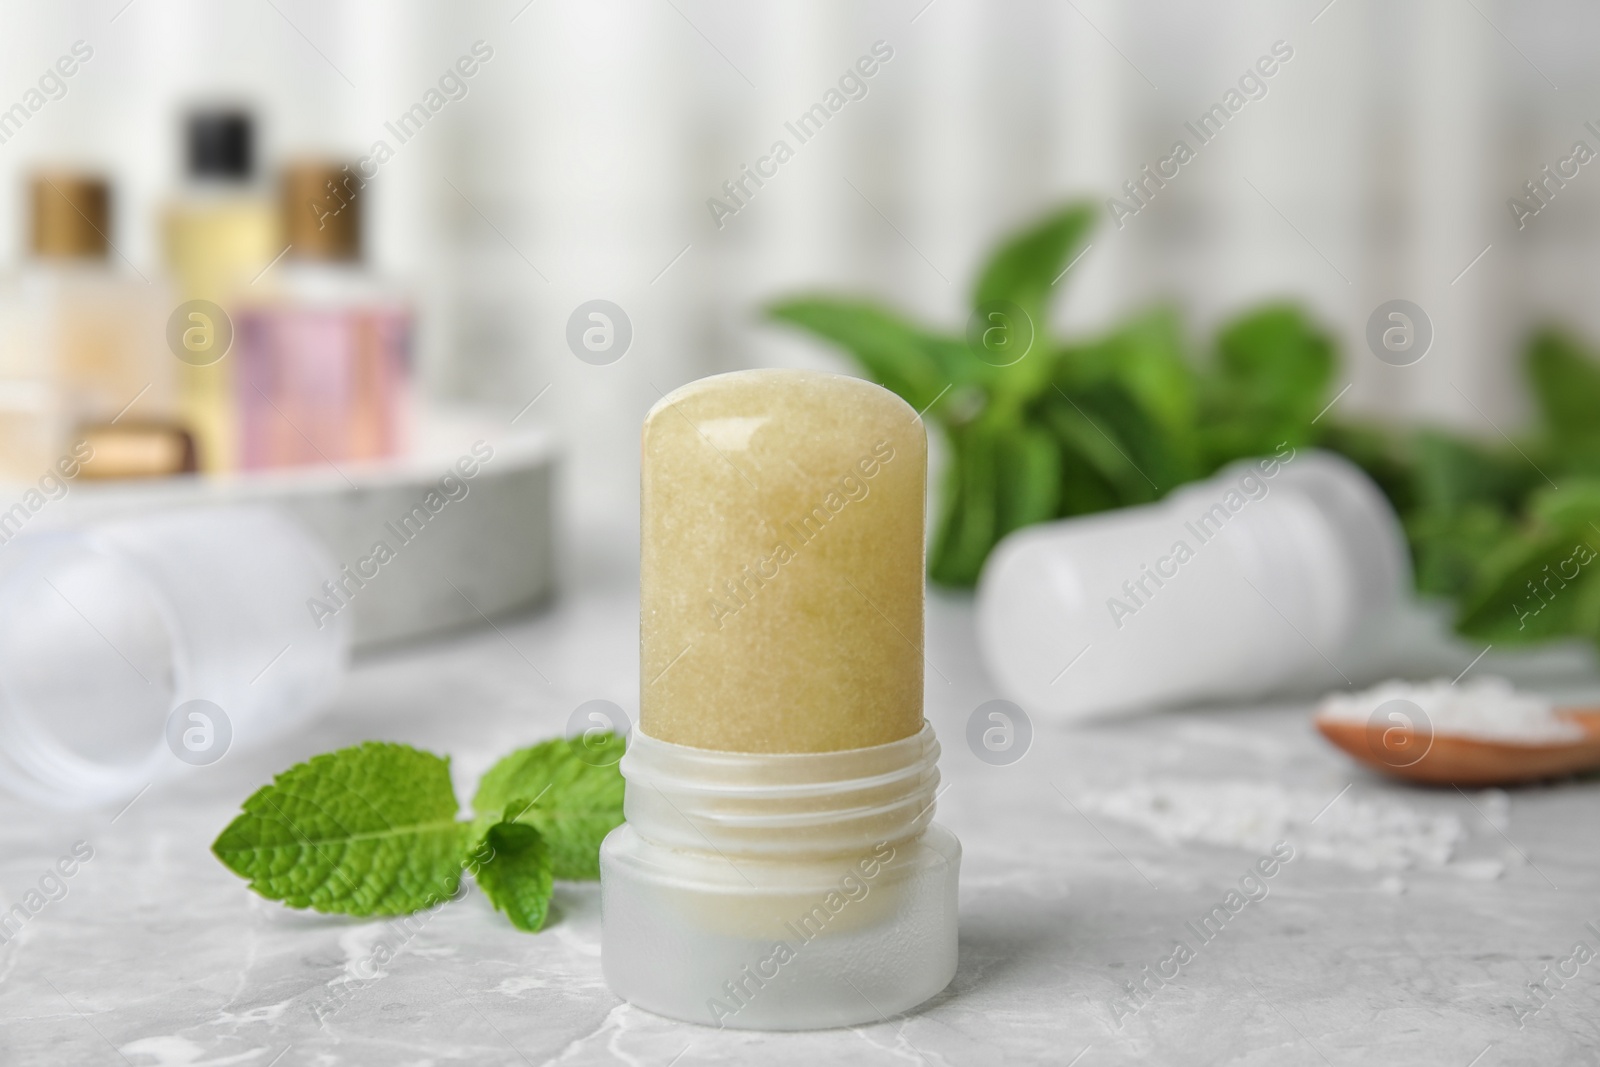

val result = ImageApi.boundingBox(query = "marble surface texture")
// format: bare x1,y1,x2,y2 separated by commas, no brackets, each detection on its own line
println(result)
3,538,1599,1066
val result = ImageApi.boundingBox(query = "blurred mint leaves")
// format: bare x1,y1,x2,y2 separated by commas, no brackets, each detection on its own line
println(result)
212,735,625,933
771,204,1336,585
769,202,1600,651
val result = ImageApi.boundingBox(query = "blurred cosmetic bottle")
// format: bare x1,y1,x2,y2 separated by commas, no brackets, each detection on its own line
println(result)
0,173,186,482
235,161,411,469
162,108,278,473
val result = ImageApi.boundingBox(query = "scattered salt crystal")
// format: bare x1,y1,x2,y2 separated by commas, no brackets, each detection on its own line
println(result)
1078,779,1463,872
1475,788,1511,830
1315,677,1583,744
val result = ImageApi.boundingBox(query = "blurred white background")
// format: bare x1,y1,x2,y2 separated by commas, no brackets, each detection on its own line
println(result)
0,0,1595,526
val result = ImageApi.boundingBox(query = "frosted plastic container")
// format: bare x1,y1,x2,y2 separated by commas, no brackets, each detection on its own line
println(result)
0,506,349,807
976,450,1409,720
600,722,960,1029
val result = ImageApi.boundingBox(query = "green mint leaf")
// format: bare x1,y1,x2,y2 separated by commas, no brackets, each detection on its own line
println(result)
1530,480,1600,529
993,423,1061,539
1056,305,1199,475
473,818,554,932
1411,430,1540,517
1455,528,1600,645
1527,329,1600,456
1043,388,1168,507
1199,303,1334,466
766,297,960,414
1404,503,1519,600
972,204,1095,315
211,742,471,917
969,206,1094,410
929,424,997,586
472,735,625,881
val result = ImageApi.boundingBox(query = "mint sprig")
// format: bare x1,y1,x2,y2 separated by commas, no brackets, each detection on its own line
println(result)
472,735,626,881
475,818,554,931
211,734,626,932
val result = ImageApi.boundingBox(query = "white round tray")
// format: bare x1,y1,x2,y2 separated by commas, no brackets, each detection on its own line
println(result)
0,412,558,651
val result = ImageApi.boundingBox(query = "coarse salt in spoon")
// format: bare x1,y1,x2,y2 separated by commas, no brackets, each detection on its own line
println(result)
1314,677,1600,787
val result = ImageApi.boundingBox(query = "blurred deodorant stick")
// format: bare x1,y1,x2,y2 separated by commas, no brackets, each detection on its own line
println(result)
976,450,1410,719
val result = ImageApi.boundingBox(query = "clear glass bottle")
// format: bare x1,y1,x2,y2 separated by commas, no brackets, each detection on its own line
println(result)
162,108,279,473
0,173,180,481
235,161,411,470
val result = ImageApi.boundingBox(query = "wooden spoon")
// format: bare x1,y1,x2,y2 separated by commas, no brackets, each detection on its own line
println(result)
1315,709,1600,787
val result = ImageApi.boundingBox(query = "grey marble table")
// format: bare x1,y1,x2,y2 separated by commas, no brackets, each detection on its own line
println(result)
3,542,1599,1067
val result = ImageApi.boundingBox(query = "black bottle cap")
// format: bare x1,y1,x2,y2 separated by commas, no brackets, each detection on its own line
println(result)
186,110,254,181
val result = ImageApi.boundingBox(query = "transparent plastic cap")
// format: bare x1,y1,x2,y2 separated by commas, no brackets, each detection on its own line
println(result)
600,724,961,1029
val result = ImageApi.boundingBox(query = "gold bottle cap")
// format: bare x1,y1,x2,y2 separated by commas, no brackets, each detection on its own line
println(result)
76,422,198,480
30,172,110,259
282,161,362,262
